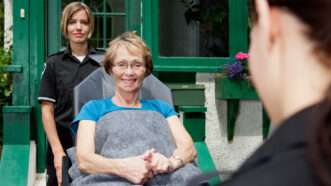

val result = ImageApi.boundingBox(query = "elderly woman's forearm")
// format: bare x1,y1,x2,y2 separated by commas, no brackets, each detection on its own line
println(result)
77,152,121,174
167,116,197,163
173,140,197,164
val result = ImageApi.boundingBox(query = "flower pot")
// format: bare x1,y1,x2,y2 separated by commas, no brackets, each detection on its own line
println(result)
215,76,258,100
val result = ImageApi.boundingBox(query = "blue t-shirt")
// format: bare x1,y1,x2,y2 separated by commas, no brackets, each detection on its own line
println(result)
71,99,177,134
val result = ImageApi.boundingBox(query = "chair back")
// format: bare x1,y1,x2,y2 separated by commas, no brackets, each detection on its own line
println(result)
73,67,173,116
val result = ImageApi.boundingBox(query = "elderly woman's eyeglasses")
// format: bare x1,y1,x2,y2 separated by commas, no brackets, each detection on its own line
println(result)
113,62,146,71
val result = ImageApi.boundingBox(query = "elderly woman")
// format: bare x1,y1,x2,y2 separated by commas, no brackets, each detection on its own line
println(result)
189,0,331,186
70,32,200,185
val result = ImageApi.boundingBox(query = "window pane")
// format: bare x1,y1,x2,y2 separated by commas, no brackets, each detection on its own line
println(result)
84,0,125,13
62,0,125,12
107,0,125,12
158,0,229,57
61,0,75,8
91,15,125,48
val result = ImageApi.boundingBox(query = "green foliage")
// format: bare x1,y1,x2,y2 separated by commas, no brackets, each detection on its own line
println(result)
0,0,6,151
0,0,8,105
0,0,4,47
0,48,12,151
0,49,12,105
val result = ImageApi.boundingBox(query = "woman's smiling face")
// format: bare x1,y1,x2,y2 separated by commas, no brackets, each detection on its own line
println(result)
111,45,146,94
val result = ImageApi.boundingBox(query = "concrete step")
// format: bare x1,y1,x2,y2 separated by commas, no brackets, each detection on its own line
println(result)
34,173,46,186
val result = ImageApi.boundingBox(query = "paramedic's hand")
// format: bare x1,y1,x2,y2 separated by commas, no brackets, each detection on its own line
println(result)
53,151,66,186
118,154,153,185
144,149,172,175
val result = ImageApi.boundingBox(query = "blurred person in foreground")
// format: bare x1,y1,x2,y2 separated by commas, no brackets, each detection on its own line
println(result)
188,0,331,185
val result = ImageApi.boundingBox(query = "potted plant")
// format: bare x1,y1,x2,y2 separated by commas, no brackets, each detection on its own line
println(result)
215,52,258,100
215,52,267,141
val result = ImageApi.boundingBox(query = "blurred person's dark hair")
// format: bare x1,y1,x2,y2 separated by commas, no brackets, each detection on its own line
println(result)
249,0,331,185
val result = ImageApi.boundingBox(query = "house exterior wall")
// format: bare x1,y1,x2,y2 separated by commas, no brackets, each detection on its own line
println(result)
4,0,12,49
197,73,263,177
4,0,265,179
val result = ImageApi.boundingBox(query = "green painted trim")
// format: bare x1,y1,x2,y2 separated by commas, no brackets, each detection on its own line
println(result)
146,0,249,72
142,0,152,48
195,142,222,185
30,0,46,172
12,0,30,106
3,106,32,113
93,12,126,16
3,106,31,144
103,0,108,48
47,0,61,54
183,112,206,141
153,57,229,72
125,0,129,31
215,77,258,100
227,100,240,141
0,65,23,73
159,57,229,61
127,0,141,34
178,106,207,113
0,144,30,186
168,83,205,106
150,0,159,63
262,108,271,139
154,65,218,72
229,0,248,55
167,84,204,90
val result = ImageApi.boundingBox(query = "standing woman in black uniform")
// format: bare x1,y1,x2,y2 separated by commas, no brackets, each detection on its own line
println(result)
188,0,331,185
38,2,101,186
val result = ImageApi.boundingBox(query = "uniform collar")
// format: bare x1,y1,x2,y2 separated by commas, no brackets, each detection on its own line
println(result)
62,44,97,59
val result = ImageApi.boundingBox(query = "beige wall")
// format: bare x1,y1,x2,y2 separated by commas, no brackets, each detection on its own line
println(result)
4,0,12,49
197,73,263,177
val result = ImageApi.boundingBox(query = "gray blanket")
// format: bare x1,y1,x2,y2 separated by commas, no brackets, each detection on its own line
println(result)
68,110,201,186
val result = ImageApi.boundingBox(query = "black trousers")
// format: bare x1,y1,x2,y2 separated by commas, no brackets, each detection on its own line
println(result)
46,125,73,186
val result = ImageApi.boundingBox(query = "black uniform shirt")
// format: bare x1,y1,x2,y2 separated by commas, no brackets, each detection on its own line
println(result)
38,47,103,128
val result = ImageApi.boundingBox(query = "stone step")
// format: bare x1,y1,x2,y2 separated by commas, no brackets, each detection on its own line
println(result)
33,173,46,186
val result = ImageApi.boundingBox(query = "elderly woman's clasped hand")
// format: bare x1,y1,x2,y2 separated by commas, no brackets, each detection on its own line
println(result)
118,149,182,185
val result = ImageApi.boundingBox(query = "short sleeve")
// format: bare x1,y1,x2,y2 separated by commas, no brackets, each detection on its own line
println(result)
155,100,178,118
38,62,56,103
71,101,99,133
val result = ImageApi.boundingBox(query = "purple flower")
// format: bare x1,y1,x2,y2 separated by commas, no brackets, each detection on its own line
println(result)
222,52,249,80
224,61,244,79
